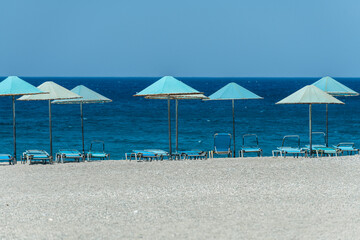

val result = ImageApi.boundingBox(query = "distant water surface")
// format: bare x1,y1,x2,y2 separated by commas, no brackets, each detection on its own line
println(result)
0,77,359,159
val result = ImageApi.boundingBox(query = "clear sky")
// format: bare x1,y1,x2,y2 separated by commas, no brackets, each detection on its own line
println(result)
1,0,360,77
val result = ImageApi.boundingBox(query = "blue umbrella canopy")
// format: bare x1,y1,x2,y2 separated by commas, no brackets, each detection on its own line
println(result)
52,85,112,154
0,76,45,96
206,82,263,157
207,82,263,100
312,76,358,96
0,76,46,163
135,76,203,97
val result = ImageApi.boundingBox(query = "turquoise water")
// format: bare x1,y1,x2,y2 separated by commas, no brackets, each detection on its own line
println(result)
0,77,359,159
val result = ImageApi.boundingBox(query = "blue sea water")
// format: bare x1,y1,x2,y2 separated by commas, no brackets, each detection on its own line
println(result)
0,77,359,159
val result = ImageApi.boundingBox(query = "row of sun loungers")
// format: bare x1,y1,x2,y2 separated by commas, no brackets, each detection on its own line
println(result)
125,149,208,161
272,133,359,158
1,134,359,165
0,140,110,165
210,132,359,158
20,148,110,164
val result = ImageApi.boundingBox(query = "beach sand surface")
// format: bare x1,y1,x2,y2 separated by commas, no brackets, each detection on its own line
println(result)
1,156,360,239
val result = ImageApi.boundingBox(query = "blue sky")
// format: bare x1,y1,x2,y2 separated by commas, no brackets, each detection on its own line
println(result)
1,0,360,77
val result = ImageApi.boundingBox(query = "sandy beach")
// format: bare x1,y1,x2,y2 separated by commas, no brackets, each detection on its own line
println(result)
1,156,360,239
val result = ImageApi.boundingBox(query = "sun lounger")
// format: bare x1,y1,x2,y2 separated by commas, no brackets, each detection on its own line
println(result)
305,132,339,157
22,150,53,164
239,134,262,157
210,133,232,158
274,135,307,158
56,149,84,163
306,145,339,157
126,150,158,161
179,150,207,160
144,149,172,160
333,143,359,155
87,140,110,161
0,154,14,165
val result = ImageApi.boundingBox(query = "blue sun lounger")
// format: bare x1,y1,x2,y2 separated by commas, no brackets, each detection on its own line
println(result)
144,149,172,160
126,150,158,161
210,133,232,158
0,154,14,165
305,132,339,157
87,140,110,161
307,145,338,157
239,134,263,157
56,149,84,163
22,150,53,164
179,150,207,160
333,143,359,155
274,135,307,158
126,149,172,161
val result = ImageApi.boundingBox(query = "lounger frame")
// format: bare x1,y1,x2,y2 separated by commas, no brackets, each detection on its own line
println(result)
306,132,340,157
239,134,263,157
210,133,232,158
56,149,85,163
22,150,53,164
334,142,359,155
180,150,207,160
87,140,110,161
274,135,307,158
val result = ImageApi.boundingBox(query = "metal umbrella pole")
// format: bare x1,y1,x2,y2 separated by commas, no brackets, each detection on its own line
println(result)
326,104,328,147
12,96,16,163
175,99,178,152
232,99,236,158
168,96,172,155
80,102,85,154
309,104,312,157
49,100,53,157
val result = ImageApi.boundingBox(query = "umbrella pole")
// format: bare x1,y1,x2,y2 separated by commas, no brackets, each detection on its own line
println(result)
49,100,53,157
309,104,312,157
176,99,178,152
81,102,85,154
12,96,16,163
168,97,172,155
326,104,328,147
232,99,235,158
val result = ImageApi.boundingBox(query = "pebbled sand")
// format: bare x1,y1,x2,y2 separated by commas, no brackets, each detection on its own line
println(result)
1,156,360,239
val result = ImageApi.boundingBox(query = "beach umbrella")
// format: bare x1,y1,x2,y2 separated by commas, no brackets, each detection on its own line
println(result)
52,85,112,154
134,76,206,155
206,82,263,157
276,85,344,156
312,76,359,146
18,81,82,157
146,93,207,152
0,76,46,162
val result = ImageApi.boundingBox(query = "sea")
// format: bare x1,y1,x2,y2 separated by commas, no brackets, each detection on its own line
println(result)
0,77,359,159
